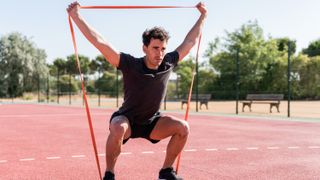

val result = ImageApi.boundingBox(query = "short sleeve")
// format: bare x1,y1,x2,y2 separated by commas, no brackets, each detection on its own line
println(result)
164,51,180,67
118,52,135,71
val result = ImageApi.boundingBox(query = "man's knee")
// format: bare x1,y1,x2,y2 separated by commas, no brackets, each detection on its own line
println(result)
109,116,130,137
175,119,190,137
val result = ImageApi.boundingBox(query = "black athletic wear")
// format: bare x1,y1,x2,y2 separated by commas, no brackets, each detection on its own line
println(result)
116,51,179,125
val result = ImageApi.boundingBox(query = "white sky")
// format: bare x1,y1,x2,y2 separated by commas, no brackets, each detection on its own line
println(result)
1,0,319,64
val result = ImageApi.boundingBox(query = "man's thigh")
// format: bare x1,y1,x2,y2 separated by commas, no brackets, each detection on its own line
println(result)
149,115,188,140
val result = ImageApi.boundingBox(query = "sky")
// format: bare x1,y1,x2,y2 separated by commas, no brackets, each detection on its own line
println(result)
1,0,320,64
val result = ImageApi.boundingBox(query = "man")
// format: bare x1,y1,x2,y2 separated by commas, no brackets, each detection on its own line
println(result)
67,2,207,180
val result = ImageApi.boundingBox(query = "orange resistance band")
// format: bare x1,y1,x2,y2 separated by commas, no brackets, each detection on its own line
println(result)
175,34,202,174
80,5,194,9
68,5,201,179
68,15,103,180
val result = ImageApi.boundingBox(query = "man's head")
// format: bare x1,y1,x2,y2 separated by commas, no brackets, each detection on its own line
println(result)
142,26,170,47
142,27,170,69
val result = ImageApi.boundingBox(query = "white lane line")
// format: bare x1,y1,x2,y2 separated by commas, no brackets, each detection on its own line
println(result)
184,149,197,152
19,158,35,162
0,113,108,118
71,155,85,158
142,151,154,154
308,146,320,149
46,156,61,160
267,147,280,150
288,146,300,149
246,147,259,150
205,148,218,151
4,145,318,164
98,154,105,157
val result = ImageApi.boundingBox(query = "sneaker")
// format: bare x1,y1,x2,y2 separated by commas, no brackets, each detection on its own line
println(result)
103,171,115,180
158,167,183,180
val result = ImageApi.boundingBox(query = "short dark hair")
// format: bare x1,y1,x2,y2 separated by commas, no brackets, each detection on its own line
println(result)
142,27,170,47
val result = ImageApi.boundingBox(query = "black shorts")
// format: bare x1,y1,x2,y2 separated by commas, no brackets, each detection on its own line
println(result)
109,111,161,144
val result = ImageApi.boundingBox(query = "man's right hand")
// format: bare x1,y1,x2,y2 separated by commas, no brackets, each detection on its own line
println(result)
196,2,208,18
67,1,80,17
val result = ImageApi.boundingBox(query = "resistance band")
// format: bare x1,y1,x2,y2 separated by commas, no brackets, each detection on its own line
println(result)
68,5,202,179
68,15,103,180
175,34,202,174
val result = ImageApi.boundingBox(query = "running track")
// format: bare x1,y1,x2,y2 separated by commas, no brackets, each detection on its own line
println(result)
0,104,319,179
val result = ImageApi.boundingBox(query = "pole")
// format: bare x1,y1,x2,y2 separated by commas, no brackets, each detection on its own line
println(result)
164,95,167,110
47,75,49,103
98,70,101,107
116,69,119,107
236,49,240,114
196,54,199,112
38,74,40,103
57,68,60,104
176,74,179,99
69,73,72,105
287,42,291,117
82,75,85,106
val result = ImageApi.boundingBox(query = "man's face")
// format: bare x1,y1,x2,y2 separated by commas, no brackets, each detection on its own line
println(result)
143,38,167,69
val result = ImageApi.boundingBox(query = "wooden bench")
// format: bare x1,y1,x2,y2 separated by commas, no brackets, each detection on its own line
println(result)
242,94,284,113
181,94,211,110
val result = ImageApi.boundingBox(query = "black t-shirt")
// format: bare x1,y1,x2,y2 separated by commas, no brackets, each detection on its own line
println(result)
117,51,179,124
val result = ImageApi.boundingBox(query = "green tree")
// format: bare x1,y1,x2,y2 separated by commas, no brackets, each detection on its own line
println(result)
65,54,91,94
0,32,48,97
95,71,117,96
91,55,120,96
65,54,91,75
58,75,79,93
174,57,195,98
205,21,288,99
197,64,216,94
302,39,320,57
290,54,309,99
276,37,296,55
53,58,67,75
298,56,320,99
90,55,115,73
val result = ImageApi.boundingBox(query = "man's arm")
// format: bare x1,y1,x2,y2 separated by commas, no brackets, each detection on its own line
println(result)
176,2,207,61
67,2,120,67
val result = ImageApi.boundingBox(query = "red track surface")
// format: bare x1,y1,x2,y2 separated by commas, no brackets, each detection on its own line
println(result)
0,104,319,179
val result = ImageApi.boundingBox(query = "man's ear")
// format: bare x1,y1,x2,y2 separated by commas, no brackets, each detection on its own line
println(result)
142,45,147,54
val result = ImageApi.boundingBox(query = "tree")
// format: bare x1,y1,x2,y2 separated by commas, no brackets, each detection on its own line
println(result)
204,21,288,99
90,55,115,73
58,75,79,93
174,57,195,98
302,39,320,57
95,71,117,96
197,65,216,94
0,32,48,97
298,56,320,99
53,58,67,75
276,37,296,55
90,55,120,96
65,54,91,75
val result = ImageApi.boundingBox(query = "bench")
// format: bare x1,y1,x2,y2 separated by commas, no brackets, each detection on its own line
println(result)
242,94,284,113
181,94,211,110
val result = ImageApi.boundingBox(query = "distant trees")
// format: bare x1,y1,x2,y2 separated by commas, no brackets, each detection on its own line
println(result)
0,32,48,97
1,25,320,100
302,39,320,57
203,21,320,99
49,54,119,96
